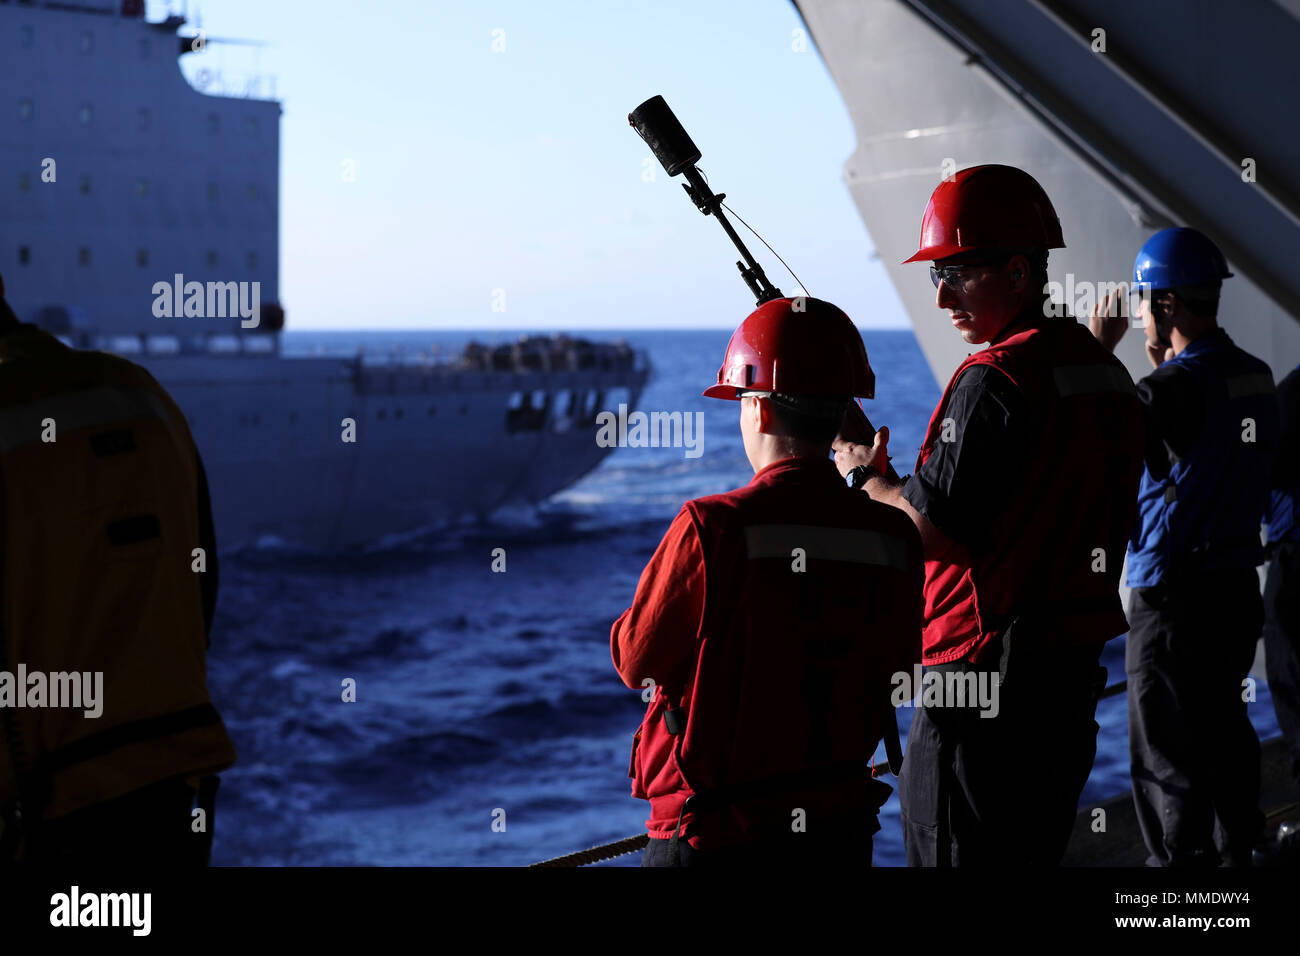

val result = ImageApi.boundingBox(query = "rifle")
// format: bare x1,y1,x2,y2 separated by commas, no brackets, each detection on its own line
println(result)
628,95,899,482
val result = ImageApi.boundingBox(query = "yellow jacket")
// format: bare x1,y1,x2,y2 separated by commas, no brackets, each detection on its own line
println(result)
0,324,235,822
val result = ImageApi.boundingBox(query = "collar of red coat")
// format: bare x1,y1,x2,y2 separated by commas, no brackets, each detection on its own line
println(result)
750,455,842,484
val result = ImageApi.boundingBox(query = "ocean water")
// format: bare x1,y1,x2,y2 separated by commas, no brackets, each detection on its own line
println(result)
205,327,1281,866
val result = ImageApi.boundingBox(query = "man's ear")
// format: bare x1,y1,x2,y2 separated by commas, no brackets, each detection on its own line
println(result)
753,395,773,436
1163,292,1183,320
1151,292,1178,343
1007,253,1030,294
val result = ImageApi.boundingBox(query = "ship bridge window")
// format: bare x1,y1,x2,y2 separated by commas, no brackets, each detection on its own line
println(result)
551,389,576,432
505,390,549,434
79,31,94,54
18,99,33,122
78,103,92,125
108,336,142,354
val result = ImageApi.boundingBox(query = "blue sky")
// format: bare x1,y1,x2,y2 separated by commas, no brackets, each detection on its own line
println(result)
163,0,909,329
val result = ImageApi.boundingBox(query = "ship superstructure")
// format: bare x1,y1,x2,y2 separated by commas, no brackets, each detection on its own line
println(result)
793,0,1300,389
0,1,648,549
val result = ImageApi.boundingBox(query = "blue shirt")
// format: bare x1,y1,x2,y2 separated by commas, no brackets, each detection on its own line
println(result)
1266,364,1300,545
1127,328,1278,587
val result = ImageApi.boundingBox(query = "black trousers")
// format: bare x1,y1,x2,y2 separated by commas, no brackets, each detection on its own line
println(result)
1127,569,1265,867
641,824,874,867
1264,541,1300,788
18,776,213,866
898,628,1105,866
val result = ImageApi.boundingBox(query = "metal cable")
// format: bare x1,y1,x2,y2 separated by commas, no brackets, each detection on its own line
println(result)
529,833,649,867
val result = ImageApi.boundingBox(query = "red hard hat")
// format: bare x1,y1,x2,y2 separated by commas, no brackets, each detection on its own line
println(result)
902,164,1065,263
703,297,875,401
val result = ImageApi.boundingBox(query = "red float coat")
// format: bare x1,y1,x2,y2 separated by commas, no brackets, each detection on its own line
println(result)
914,317,1145,665
611,456,923,851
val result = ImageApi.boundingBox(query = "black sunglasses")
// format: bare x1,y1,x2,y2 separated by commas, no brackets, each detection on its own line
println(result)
929,258,1010,291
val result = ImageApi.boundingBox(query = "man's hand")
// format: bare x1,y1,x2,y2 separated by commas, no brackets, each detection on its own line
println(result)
1139,299,1175,368
1146,341,1175,369
1088,290,1128,353
832,425,890,482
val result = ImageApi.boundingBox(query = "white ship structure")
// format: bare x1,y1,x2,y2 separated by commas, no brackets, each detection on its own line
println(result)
794,0,1300,387
0,0,649,549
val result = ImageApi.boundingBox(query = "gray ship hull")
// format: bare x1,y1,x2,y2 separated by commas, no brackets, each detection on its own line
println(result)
794,0,1300,388
138,353,648,550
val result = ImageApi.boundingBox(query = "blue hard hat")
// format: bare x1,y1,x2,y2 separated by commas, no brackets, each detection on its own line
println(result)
1133,227,1233,289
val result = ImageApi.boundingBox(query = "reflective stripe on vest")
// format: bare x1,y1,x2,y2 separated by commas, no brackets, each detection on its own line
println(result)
745,524,911,570
0,386,172,453
1053,363,1137,399
1225,372,1275,400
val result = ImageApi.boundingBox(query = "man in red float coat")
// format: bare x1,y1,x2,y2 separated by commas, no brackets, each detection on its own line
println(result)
612,297,923,867
834,166,1145,866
